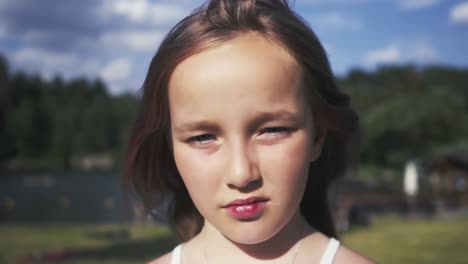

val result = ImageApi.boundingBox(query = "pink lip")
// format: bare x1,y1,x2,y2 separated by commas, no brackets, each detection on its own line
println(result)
224,197,268,220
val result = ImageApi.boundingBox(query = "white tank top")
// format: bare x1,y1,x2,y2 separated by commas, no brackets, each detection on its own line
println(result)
170,237,340,264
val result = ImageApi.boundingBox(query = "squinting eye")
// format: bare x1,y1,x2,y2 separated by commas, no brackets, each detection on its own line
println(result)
188,134,215,144
262,127,291,135
260,127,292,136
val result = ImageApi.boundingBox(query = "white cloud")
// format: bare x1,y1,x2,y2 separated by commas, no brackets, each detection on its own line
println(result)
100,57,132,82
0,0,10,8
312,12,363,32
9,47,141,95
398,0,441,10
364,41,438,66
364,44,401,65
99,31,164,53
107,0,187,25
301,0,374,4
11,47,100,79
302,0,441,9
450,2,468,24
99,57,135,94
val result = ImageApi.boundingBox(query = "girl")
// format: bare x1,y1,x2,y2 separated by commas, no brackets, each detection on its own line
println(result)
124,0,374,263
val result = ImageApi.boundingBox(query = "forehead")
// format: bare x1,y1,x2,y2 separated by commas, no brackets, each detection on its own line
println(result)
169,32,301,91
168,32,306,122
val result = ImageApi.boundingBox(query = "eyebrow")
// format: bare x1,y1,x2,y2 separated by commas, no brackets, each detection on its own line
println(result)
173,120,221,134
172,110,302,134
249,110,302,128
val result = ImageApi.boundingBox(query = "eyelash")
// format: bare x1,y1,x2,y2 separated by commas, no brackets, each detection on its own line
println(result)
260,127,292,135
188,134,215,144
187,127,292,144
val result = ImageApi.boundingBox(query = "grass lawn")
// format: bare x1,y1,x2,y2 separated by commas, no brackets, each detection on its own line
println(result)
0,223,176,264
0,216,467,263
341,216,468,264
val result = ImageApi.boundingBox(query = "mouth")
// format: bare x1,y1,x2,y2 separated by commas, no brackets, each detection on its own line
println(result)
224,196,269,220
225,196,269,207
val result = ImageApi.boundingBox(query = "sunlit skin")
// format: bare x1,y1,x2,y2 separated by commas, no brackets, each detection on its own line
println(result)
152,33,374,263
167,32,320,262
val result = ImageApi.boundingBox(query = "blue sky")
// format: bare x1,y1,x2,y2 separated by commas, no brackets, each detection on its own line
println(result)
0,0,467,94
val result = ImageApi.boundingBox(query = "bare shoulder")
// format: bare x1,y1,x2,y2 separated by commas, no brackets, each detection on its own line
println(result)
147,251,172,264
335,244,376,264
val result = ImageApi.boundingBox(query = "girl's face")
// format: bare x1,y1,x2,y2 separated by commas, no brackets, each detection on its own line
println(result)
169,32,322,244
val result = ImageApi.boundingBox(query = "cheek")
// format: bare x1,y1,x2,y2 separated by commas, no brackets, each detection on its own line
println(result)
260,133,311,190
172,145,222,204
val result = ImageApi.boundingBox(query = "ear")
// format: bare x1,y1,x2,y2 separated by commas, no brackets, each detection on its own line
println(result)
310,127,326,162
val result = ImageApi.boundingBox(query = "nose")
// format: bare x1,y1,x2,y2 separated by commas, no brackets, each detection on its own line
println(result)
226,141,260,189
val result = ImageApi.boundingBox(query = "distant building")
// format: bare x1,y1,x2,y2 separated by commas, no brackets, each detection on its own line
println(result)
429,152,468,209
400,152,468,212
404,160,419,197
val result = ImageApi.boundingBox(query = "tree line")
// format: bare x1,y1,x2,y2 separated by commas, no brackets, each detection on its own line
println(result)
1,54,467,174
341,65,468,170
0,55,138,172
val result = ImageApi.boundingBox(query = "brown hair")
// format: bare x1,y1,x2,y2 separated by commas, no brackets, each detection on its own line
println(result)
123,0,359,242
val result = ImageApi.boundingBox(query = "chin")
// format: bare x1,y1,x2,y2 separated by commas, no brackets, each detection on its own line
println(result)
221,220,281,245
227,231,271,245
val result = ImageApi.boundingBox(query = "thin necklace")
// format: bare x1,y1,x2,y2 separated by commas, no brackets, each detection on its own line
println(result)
289,220,307,264
202,221,307,264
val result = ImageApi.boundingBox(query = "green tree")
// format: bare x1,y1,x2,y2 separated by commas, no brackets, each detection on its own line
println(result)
341,65,468,169
0,55,16,166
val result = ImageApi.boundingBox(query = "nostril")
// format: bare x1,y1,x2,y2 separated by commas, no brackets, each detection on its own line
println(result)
227,177,263,193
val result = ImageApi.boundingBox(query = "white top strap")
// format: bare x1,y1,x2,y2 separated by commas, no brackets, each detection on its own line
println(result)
170,239,339,264
320,238,340,264
171,244,182,264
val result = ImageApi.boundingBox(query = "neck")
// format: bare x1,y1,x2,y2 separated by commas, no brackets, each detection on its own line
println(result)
199,211,312,262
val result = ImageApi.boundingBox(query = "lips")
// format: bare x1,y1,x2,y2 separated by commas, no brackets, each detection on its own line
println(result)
224,196,268,220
